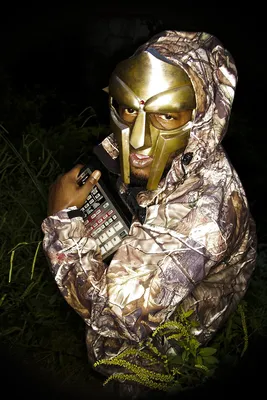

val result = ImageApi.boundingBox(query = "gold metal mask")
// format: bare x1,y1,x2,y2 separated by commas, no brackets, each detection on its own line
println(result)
108,50,196,190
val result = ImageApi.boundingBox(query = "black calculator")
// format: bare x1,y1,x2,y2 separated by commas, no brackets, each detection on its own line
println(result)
77,164,130,261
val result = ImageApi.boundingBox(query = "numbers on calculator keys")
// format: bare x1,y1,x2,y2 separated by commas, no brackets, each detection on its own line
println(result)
81,181,129,260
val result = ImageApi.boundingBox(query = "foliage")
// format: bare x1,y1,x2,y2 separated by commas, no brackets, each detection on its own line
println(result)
0,86,109,388
94,305,251,393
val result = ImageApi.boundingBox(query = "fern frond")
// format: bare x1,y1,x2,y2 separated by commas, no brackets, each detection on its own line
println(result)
103,373,170,391
115,347,158,364
153,320,188,337
94,358,174,383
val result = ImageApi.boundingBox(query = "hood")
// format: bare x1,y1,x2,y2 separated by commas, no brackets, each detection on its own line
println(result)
100,30,237,201
134,31,237,182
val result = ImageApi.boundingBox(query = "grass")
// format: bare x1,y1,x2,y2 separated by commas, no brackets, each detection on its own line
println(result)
0,82,266,397
0,83,108,390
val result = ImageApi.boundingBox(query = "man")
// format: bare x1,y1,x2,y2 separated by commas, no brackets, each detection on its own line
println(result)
42,30,257,392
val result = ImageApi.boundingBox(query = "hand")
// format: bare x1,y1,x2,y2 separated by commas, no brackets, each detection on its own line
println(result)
47,164,101,216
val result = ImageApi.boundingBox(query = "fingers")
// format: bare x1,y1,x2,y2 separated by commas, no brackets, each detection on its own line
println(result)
67,164,101,186
68,164,86,180
46,167,102,215
49,165,101,195
75,169,101,208
82,170,102,191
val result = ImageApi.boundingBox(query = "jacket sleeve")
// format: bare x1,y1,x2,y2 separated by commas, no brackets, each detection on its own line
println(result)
42,208,107,319
41,185,256,344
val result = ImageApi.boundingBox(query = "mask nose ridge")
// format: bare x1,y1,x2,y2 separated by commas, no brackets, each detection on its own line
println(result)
129,111,146,149
129,111,153,150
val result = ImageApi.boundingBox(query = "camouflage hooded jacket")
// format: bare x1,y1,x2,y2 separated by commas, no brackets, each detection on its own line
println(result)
42,31,257,375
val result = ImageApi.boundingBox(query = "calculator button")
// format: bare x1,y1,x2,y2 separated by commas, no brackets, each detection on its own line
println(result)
120,230,128,238
104,241,113,251
106,227,116,237
111,236,121,245
99,232,108,242
87,226,93,234
91,209,101,220
100,247,107,255
114,221,123,231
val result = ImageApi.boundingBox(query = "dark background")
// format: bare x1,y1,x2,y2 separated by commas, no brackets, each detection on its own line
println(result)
1,4,266,116
0,3,266,399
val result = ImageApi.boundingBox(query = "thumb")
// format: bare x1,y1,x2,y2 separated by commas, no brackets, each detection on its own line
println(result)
81,170,102,193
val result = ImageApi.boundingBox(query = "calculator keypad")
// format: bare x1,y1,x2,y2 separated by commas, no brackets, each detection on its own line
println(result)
80,185,129,259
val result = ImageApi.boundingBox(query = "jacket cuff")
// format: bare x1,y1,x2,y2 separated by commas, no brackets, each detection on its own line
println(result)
67,209,84,219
